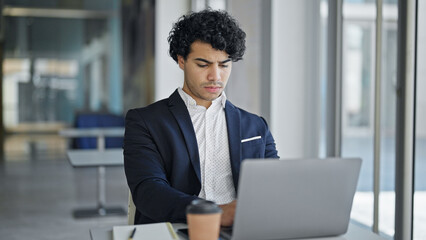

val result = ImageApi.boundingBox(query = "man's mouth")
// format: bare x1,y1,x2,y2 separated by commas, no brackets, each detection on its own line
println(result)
204,86,222,93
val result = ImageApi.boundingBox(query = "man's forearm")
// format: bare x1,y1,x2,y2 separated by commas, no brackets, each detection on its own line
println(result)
131,179,199,223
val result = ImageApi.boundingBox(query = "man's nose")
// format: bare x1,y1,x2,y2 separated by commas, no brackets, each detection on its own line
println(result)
207,66,221,81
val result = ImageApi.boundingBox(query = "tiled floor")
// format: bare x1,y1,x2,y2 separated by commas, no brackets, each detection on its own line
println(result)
0,135,128,240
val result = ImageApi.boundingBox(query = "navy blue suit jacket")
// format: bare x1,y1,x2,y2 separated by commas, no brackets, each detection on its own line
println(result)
123,90,278,224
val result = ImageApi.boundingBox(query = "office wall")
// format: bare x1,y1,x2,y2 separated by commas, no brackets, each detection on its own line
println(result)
270,0,322,158
226,0,263,116
121,0,156,110
154,0,189,101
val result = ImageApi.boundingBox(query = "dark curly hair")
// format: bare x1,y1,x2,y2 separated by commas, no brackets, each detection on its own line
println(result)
168,9,246,63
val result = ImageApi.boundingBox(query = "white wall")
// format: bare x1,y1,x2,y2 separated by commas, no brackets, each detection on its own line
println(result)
270,0,322,158
227,0,263,115
154,0,190,101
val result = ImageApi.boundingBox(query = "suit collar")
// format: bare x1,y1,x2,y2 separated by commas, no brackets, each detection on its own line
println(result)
177,87,227,109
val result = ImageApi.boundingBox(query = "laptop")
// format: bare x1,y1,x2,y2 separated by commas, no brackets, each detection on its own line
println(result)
220,157,362,240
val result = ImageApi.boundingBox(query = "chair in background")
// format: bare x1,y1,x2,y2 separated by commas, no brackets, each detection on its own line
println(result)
73,111,125,149
128,190,136,225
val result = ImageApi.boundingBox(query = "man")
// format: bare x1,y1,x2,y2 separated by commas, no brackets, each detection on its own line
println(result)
124,9,279,226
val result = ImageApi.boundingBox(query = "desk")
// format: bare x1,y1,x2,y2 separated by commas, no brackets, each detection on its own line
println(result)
90,223,187,240
59,127,125,150
67,149,126,218
60,127,125,218
89,223,386,240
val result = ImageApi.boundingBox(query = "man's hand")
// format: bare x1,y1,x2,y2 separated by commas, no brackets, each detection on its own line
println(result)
219,200,237,227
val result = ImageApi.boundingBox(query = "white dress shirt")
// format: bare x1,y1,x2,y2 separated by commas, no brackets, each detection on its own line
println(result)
178,88,236,204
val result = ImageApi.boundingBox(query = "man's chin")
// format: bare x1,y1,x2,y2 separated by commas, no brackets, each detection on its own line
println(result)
205,93,222,101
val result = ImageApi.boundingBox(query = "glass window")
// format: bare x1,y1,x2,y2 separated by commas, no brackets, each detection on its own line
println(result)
342,21,375,229
378,24,397,238
342,23,373,131
1,1,121,129
342,1,397,238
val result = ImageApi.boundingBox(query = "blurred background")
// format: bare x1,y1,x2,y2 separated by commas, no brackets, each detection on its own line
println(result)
0,0,425,239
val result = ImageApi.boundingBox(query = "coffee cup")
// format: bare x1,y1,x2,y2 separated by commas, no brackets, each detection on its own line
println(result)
186,199,222,240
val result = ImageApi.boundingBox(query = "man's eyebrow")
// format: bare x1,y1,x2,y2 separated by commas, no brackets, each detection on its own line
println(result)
194,58,231,64
194,58,212,64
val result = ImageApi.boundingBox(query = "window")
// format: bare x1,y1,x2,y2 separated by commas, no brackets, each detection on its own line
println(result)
341,1,397,238
1,1,122,129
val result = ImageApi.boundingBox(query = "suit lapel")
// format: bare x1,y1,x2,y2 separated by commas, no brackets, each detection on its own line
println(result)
168,90,201,182
225,101,242,192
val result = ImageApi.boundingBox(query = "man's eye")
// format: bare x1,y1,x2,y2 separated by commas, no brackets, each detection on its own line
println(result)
197,64,208,68
220,65,229,68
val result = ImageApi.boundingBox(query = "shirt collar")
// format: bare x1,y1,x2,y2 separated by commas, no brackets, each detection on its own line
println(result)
177,87,227,109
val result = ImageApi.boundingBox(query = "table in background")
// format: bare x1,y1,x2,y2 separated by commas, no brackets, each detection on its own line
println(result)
60,127,125,218
59,127,125,150
67,149,126,218
89,223,386,240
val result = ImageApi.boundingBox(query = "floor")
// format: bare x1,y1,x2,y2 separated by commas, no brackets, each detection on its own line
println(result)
0,134,128,240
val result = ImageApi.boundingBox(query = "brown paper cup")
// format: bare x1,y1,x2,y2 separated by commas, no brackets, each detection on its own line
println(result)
187,212,222,240
186,200,222,240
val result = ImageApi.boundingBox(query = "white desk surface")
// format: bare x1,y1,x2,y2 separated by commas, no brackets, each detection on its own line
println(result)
59,127,125,137
90,223,385,240
67,149,123,167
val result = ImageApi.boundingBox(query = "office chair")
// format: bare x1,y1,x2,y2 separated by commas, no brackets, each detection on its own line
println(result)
73,111,125,149
128,190,136,225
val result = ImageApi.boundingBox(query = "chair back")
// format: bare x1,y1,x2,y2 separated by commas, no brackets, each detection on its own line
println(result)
73,111,125,149
128,190,136,225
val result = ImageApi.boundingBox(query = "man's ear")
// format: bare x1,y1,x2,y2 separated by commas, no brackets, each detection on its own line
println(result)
177,55,185,70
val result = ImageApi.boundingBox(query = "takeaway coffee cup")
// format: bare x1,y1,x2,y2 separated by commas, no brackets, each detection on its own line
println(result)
186,199,222,240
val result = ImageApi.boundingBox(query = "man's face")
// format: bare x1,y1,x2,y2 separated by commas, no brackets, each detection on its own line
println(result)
178,41,232,108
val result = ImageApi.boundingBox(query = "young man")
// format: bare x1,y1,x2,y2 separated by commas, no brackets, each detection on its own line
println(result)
124,9,279,226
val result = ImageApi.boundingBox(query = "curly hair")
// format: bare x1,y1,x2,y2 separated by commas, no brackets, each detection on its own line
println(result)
168,9,246,63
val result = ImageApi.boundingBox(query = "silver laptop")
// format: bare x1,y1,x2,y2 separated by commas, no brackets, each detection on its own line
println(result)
221,157,362,240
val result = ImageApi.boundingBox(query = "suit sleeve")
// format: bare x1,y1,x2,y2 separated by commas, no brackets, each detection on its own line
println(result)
123,109,198,223
261,117,280,159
